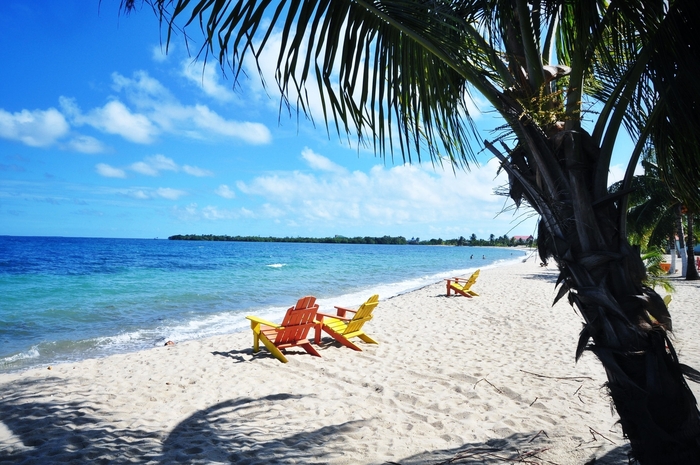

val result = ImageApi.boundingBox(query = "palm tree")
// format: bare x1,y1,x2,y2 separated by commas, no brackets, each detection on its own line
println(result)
682,207,700,280
122,1,700,462
610,158,679,252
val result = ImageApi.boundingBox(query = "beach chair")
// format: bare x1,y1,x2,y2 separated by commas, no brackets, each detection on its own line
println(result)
314,294,379,351
246,296,321,363
445,269,480,297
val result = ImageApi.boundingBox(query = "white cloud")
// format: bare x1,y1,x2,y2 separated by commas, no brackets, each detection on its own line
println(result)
67,135,105,154
0,107,69,147
171,203,238,221
183,165,214,177
96,163,126,178
97,154,213,179
215,184,236,199
201,205,236,220
130,161,159,176
116,187,187,200
191,104,271,144
53,72,271,147
110,72,271,145
182,59,237,102
173,203,200,221
151,44,170,63
112,71,172,104
301,147,346,173
61,96,157,144
156,187,187,200
130,154,178,176
129,189,150,200
85,100,157,144
233,149,526,235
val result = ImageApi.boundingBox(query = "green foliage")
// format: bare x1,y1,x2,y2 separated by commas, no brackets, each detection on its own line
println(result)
610,157,679,250
168,234,408,245
168,233,536,248
642,246,674,293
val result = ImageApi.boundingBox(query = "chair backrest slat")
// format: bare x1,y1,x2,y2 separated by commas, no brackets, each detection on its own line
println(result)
341,295,378,335
275,296,319,344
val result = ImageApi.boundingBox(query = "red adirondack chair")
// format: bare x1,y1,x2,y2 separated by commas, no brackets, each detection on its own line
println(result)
246,296,321,363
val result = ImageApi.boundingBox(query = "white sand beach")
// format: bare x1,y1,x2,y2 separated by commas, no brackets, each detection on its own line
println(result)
2,256,699,464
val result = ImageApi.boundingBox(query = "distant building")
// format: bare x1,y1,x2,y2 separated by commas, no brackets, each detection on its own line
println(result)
512,235,534,243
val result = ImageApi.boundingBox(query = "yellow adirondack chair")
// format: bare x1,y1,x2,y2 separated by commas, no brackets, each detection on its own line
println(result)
246,296,321,363
314,294,379,351
445,269,480,297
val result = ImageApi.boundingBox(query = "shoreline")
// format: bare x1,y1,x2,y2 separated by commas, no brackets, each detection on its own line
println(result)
2,257,698,463
0,248,529,374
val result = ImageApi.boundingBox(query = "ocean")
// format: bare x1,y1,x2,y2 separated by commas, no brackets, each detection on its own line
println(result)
0,236,529,372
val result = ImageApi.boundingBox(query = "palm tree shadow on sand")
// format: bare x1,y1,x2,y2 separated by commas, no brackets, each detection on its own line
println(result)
389,435,630,464
0,377,164,463
0,377,631,464
160,395,368,463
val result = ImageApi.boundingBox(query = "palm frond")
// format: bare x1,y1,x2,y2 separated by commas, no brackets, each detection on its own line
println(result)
129,0,526,169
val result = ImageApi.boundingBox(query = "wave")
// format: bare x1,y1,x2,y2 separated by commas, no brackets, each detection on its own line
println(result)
0,345,40,369
266,263,286,268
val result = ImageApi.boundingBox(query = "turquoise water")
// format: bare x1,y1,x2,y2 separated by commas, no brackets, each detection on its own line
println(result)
0,236,528,372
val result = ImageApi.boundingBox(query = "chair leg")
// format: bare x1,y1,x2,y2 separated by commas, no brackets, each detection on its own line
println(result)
252,328,261,353
314,322,323,344
259,335,288,363
322,326,362,351
301,342,321,358
358,333,378,344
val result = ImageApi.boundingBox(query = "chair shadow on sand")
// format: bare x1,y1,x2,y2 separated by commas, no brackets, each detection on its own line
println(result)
0,376,631,464
211,348,254,363
211,346,327,363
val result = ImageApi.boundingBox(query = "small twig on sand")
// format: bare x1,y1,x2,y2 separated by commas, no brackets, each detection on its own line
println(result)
528,430,549,442
474,378,503,394
589,426,616,444
431,446,554,464
529,397,538,407
573,385,582,396
520,369,594,381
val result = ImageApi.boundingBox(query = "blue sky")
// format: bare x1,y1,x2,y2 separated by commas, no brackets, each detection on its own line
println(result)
0,1,634,240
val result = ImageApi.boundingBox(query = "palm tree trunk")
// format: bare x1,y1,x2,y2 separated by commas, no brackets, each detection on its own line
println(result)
676,205,688,277
491,123,700,463
669,234,677,274
686,214,699,280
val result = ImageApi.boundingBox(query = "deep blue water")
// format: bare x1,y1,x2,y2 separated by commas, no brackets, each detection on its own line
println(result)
0,236,528,372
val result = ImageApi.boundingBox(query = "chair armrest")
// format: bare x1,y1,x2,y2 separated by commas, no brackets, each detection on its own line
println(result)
316,312,352,322
333,305,359,318
333,306,358,314
246,315,281,328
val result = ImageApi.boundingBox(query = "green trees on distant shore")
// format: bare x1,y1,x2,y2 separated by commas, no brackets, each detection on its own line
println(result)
168,234,408,244
168,234,534,247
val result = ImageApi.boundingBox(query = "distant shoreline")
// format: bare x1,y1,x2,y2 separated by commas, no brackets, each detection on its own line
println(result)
168,234,535,247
